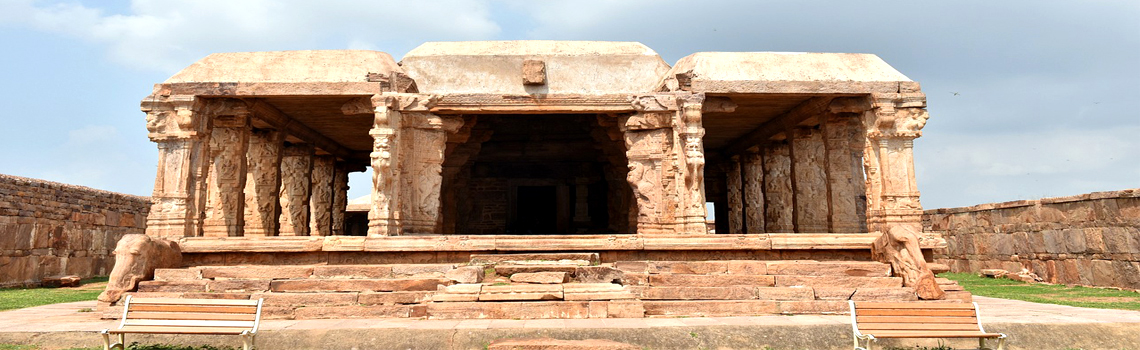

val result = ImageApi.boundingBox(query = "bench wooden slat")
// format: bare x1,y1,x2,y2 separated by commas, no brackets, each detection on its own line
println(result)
109,325,250,335
124,319,256,328
129,298,259,306
858,323,981,331
857,309,975,317
864,330,1004,339
126,311,257,321
854,302,975,310
857,316,977,324
129,304,259,314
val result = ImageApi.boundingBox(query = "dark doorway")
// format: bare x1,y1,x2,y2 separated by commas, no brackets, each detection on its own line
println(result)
446,115,632,234
511,185,557,234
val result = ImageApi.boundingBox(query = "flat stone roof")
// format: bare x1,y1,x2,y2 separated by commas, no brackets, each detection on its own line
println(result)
400,41,671,94
666,52,915,94
164,50,400,84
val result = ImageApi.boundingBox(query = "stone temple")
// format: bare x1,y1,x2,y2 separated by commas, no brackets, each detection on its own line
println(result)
103,41,956,319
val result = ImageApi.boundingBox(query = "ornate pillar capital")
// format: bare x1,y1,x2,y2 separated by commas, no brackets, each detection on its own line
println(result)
143,95,208,142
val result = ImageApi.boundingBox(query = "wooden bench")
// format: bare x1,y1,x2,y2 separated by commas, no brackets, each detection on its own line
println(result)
101,296,264,350
848,301,1006,350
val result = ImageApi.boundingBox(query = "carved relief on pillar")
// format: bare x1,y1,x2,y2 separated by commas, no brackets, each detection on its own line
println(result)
278,144,313,236
309,155,336,236
792,127,829,233
202,101,251,237
741,150,765,233
142,95,209,238
242,129,282,236
725,158,744,234
762,142,794,232
677,94,708,234
399,112,462,234
621,111,677,234
368,95,402,236
861,93,929,233
331,163,349,236
824,114,866,232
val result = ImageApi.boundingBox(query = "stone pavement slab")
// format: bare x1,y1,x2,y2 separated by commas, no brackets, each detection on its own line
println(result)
0,297,1138,349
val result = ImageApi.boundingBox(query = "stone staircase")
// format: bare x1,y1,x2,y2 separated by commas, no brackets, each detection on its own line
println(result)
107,253,969,320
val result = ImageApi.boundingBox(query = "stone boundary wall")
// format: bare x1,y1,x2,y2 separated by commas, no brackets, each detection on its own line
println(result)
926,189,1140,290
0,174,150,287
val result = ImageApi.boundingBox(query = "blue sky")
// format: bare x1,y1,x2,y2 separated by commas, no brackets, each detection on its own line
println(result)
1,0,1137,209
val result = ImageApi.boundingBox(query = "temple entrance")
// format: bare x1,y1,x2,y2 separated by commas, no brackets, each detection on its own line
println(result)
511,185,558,234
443,114,631,234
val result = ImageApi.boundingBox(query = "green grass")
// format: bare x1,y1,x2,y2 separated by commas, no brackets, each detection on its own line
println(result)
941,272,1140,310
0,277,108,311
0,344,234,350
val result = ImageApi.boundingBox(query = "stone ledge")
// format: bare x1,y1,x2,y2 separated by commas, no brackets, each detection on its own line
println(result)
179,233,946,253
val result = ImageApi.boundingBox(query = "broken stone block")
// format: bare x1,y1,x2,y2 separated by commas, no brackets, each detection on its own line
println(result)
445,266,484,284
510,272,568,284
573,266,623,283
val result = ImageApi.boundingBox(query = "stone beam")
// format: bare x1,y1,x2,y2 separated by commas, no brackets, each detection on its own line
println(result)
248,100,358,161
721,96,833,157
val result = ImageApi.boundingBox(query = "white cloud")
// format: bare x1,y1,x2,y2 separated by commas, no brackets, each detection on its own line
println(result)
2,0,501,72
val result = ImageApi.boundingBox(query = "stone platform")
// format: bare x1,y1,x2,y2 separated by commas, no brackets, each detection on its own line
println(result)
102,243,968,320
6,297,1140,350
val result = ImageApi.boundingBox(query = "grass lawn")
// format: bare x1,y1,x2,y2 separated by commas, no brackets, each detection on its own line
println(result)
0,277,108,311
0,344,234,350
941,272,1140,311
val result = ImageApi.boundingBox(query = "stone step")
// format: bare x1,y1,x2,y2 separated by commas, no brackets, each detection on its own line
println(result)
615,260,890,277
290,304,426,319
635,286,757,300
153,268,201,281
644,300,778,317
563,283,636,301
470,253,599,266
494,265,624,284
647,274,775,287
426,300,644,319
269,278,451,292
813,287,917,301
765,261,891,277
488,338,640,350
479,284,563,301
201,265,315,279
773,275,903,288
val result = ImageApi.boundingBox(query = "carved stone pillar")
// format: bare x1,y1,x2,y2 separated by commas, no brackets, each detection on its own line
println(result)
279,144,313,236
368,93,445,236
792,127,829,233
400,111,462,234
742,150,765,233
243,129,283,236
331,163,349,236
621,111,677,234
725,158,744,234
572,180,591,231
143,95,209,238
862,93,929,234
202,101,251,237
825,113,867,232
309,155,336,236
368,96,402,236
762,142,794,232
677,95,708,234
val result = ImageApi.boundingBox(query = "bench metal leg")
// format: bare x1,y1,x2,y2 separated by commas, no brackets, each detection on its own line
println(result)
242,331,256,350
100,330,124,350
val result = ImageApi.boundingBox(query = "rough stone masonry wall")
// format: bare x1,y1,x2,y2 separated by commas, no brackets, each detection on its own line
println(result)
926,189,1140,290
0,174,150,287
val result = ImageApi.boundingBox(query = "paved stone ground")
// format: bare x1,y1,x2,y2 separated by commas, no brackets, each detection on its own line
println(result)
1,296,1137,349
